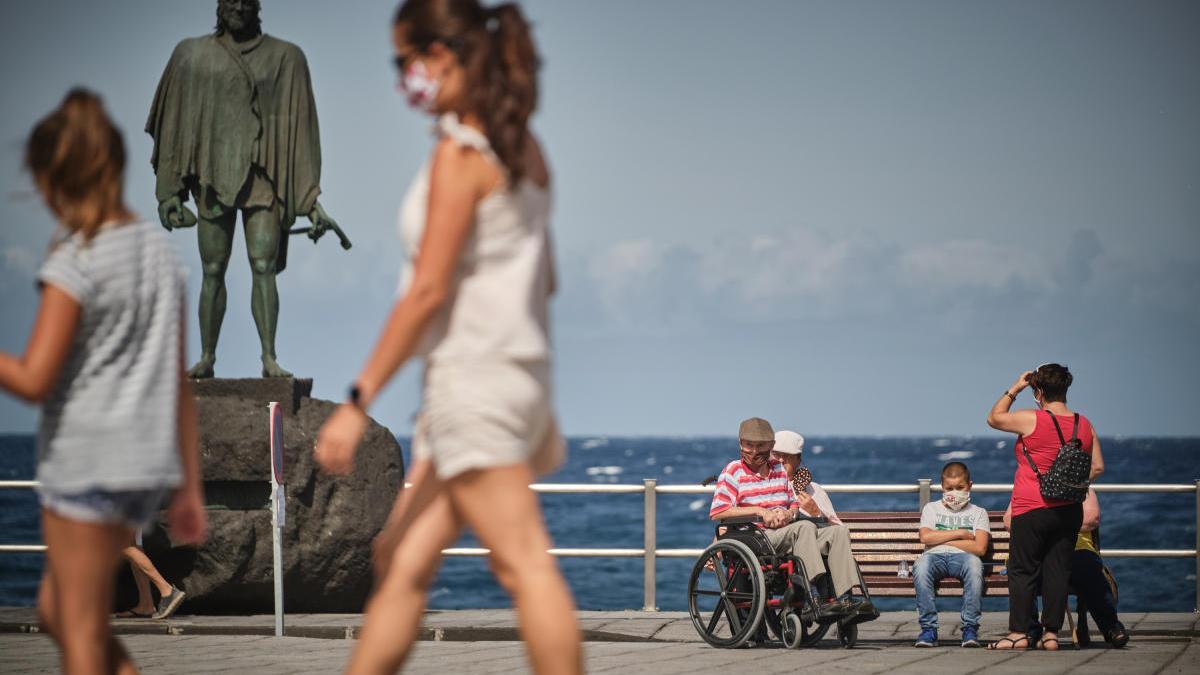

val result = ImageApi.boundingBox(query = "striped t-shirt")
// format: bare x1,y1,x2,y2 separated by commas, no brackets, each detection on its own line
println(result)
35,220,186,494
709,459,798,519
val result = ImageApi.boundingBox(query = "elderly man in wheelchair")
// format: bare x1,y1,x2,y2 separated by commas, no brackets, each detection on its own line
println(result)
688,417,878,649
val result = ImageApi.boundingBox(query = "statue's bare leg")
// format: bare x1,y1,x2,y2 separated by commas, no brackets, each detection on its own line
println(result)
244,207,291,378
190,211,236,378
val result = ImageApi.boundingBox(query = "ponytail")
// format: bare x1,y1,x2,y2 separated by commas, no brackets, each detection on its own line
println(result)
473,3,539,184
394,0,541,184
24,88,131,240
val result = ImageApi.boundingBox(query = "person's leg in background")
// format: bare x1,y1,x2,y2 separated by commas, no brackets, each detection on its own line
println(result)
1070,549,1128,646
118,540,175,617
813,524,858,598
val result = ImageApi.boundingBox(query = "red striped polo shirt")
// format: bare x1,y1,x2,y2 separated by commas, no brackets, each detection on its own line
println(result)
709,458,798,519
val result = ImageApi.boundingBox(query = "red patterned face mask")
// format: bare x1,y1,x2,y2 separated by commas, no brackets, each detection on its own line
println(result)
792,465,813,492
400,60,440,113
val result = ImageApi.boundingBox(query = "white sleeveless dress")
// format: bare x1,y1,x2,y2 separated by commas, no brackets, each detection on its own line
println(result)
398,113,564,479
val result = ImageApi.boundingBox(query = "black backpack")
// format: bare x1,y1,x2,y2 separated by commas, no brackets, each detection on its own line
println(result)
1020,411,1091,503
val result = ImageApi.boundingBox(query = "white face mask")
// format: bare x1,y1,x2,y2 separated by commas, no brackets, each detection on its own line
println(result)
942,489,970,511
401,60,440,113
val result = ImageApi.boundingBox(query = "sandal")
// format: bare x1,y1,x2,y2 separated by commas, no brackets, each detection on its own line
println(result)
1104,628,1130,648
1037,636,1060,651
113,609,153,619
987,635,1032,650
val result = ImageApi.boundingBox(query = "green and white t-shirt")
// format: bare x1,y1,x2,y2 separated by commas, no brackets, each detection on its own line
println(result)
919,501,990,556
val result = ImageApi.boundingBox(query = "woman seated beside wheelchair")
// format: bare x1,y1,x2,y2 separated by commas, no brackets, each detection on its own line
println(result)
708,417,875,619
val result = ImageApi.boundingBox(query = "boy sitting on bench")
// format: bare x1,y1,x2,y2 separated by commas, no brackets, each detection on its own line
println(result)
914,461,991,648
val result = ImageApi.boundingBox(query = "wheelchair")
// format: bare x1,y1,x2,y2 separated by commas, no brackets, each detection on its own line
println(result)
687,514,878,649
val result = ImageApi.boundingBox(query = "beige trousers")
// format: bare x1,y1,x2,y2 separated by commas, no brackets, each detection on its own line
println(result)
763,520,859,597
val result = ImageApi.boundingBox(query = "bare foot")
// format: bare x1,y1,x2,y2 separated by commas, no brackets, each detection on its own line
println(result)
187,357,215,379
261,356,293,378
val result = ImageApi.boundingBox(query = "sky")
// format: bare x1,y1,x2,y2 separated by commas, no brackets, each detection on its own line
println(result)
1,1,1198,437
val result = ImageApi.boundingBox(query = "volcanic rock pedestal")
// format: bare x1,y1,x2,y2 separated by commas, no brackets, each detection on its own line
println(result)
141,378,404,613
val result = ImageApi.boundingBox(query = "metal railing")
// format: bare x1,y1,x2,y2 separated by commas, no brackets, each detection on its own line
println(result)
3,479,1198,611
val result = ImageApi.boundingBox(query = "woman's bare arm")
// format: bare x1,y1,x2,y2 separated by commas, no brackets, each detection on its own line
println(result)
987,371,1038,435
1089,433,1105,482
0,285,80,402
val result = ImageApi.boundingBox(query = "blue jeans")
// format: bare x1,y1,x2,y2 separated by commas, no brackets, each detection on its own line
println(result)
914,550,983,631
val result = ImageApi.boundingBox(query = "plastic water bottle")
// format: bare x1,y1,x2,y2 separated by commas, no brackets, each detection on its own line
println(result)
897,560,911,578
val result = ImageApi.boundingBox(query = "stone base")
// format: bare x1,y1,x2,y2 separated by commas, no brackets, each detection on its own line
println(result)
136,378,405,613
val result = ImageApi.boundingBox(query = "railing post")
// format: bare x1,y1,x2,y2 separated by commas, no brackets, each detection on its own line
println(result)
1195,479,1199,613
918,479,931,510
643,478,658,611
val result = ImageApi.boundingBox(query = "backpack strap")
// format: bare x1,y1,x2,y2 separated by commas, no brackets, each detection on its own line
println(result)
1020,436,1043,480
1070,413,1079,443
1047,410,1068,446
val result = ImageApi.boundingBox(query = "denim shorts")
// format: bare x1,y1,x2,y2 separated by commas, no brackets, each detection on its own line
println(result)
38,487,168,531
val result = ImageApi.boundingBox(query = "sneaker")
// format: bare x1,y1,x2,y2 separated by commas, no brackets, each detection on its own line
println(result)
152,585,187,620
961,627,981,648
915,628,938,647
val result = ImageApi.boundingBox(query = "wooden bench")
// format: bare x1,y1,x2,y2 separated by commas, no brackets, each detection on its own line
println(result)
841,511,1009,597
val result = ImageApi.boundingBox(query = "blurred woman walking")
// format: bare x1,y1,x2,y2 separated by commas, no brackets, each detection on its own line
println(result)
314,2,581,673
0,89,207,674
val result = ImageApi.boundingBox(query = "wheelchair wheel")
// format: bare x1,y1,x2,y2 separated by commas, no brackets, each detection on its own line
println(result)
688,538,766,648
838,621,858,648
772,608,829,648
781,612,804,649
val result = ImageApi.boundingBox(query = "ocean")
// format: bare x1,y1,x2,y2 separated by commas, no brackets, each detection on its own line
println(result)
1,434,1196,613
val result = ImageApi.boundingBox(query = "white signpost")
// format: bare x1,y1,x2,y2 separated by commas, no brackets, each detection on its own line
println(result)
268,402,286,637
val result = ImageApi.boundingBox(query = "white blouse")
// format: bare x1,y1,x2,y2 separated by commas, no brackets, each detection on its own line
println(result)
398,113,554,362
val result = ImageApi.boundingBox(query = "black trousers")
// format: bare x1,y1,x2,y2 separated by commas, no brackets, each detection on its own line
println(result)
1071,550,1123,634
1008,503,1083,633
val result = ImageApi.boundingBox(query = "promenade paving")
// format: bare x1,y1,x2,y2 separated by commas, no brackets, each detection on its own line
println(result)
0,610,1196,674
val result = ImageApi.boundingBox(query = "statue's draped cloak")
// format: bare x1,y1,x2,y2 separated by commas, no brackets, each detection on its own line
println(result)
146,33,322,271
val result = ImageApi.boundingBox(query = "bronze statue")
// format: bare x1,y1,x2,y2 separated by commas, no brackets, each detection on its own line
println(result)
147,0,349,378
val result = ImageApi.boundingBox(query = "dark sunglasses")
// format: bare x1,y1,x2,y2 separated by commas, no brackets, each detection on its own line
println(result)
392,36,464,71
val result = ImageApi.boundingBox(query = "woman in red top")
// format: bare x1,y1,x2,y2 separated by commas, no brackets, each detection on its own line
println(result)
985,364,1104,650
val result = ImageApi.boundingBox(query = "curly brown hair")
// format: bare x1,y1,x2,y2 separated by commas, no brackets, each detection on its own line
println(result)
1030,363,1073,403
394,0,540,185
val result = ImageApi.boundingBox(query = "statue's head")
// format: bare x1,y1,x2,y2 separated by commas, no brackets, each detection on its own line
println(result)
215,0,262,37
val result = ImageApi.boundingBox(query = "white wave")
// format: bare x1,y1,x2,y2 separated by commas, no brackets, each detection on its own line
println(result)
932,438,952,447
689,499,707,511
937,450,975,461
585,465,624,477
996,440,1008,449
580,438,609,450
645,457,657,466
811,445,824,455
663,465,674,474
624,448,634,457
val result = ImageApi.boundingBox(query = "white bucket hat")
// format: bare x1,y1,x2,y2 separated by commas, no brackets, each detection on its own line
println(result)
773,430,805,456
